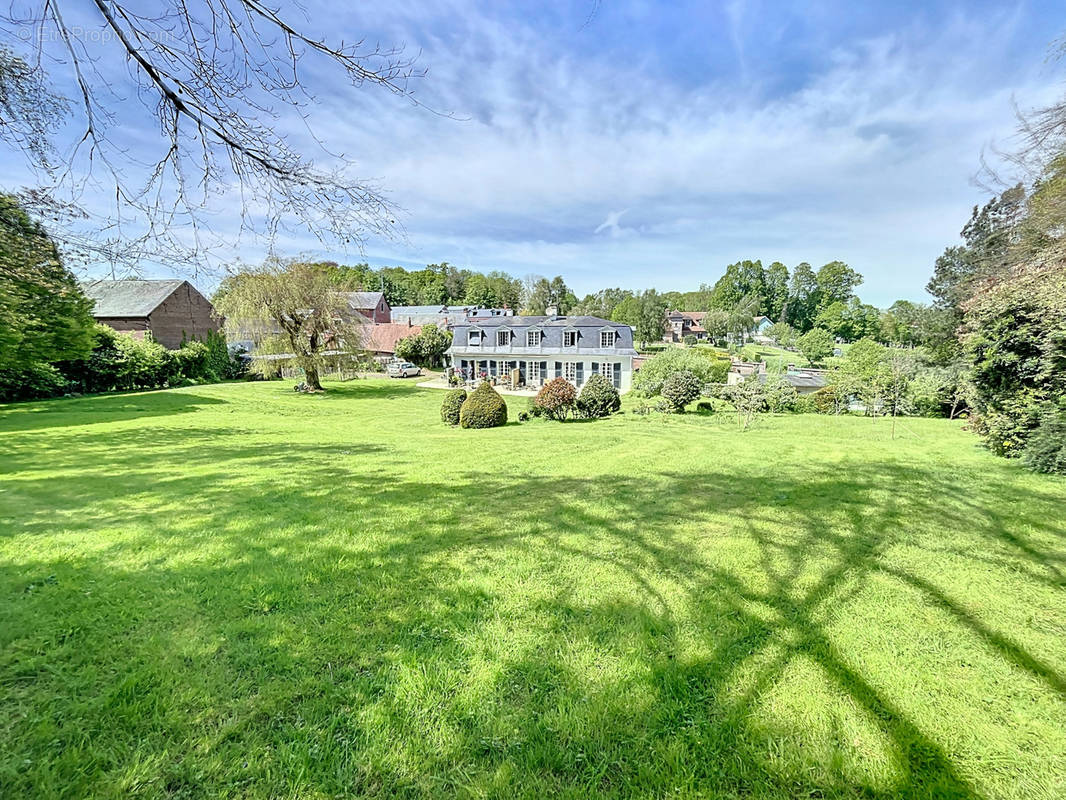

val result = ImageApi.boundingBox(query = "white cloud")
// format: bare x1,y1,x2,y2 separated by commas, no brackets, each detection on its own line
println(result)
7,0,1061,304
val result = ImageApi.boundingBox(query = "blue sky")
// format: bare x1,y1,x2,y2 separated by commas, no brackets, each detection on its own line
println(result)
7,0,1066,304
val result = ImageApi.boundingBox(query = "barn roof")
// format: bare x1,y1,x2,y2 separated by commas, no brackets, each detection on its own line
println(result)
343,291,386,311
365,322,422,353
82,279,186,317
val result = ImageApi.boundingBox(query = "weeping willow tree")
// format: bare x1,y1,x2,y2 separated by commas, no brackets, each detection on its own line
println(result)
214,259,369,390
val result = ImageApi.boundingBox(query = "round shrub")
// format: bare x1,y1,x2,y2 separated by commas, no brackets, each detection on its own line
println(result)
533,377,577,421
459,382,508,429
763,374,798,413
576,373,621,418
440,388,467,426
696,401,714,414
660,370,702,412
812,385,840,414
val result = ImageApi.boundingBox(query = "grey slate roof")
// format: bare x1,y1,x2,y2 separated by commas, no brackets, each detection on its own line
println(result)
392,305,474,326
343,291,386,310
448,315,637,356
392,304,450,315
81,279,186,317
781,371,827,389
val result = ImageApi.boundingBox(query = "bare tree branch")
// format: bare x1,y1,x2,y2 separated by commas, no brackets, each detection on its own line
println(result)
0,1,436,276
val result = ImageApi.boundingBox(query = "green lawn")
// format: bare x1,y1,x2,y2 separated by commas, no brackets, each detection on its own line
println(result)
1,380,1064,799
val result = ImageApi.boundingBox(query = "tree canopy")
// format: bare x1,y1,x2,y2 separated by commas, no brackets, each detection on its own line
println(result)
0,194,95,372
214,259,369,390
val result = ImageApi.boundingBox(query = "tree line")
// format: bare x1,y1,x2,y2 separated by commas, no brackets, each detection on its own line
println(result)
316,257,947,350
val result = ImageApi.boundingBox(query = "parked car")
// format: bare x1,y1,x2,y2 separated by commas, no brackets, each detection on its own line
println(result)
387,361,421,378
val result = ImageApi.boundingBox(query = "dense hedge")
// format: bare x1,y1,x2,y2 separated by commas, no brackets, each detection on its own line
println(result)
441,389,467,425
576,373,620,418
1021,404,1066,474
0,363,70,401
1,325,247,402
459,382,508,429
964,261,1066,458
532,377,577,421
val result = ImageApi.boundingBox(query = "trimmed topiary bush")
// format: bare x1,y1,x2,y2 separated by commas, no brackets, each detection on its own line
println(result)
576,373,621,418
459,382,508,429
660,370,702,412
532,377,577,421
441,388,467,425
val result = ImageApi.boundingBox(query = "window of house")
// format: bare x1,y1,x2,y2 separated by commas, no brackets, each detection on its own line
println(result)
496,329,509,347
528,361,541,382
563,330,577,347
564,362,577,383
469,330,481,346
526,330,541,347
600,362,614,383
600,330,616,348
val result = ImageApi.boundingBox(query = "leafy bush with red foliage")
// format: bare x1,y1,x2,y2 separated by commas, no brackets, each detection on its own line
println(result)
533,377,577,421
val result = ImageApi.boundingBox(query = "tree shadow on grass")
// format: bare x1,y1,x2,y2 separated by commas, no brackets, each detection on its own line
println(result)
0,390,228,433
1,429,1065,797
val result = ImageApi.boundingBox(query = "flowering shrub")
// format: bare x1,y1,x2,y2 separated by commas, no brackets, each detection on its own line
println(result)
532,377,577,421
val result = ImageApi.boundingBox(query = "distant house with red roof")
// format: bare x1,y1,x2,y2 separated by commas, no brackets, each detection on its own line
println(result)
664,310,708,343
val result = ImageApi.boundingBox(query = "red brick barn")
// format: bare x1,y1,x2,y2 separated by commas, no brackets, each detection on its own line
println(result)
343,291,392,323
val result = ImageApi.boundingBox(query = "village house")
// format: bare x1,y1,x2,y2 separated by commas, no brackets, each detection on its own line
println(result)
447,315,637,392
751,315,775,343
81,279,220,349
664,310,708,343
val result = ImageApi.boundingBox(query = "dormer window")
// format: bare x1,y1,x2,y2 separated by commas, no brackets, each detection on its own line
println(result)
526,330,541,347
469,329,482,346
600,330,616,348
563,330,577,347
496,329,509,347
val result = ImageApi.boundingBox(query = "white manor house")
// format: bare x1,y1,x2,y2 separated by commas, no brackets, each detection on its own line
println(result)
446,315,638,392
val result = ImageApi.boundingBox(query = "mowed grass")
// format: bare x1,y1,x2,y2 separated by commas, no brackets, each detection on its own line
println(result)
1,380,1064,799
